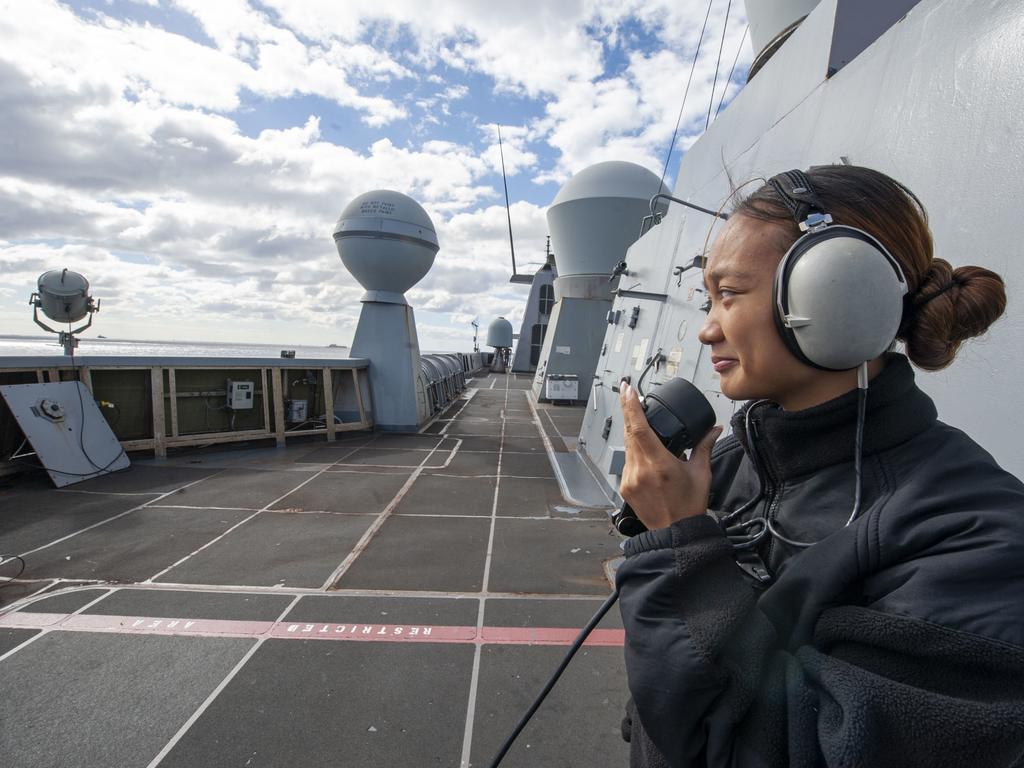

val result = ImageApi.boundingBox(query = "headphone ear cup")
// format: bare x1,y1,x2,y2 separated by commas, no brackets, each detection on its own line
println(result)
772,251,818,368
774,227,907,371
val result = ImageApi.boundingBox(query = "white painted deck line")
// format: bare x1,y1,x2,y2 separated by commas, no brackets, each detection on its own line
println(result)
318,439,456,590
0,587,114,662
320,469,415,475
144,441,366,583
459,374,511,768
148,505,262,512
389,513,599,521
55,489,161,497
413,386,477,436
143,510,265,584
438,389,478,435
425,473,554,480
328,440,459,471
525,391,602,509
0,611,625,647
4,581,615,614
145,594,303,768
16,471,228,559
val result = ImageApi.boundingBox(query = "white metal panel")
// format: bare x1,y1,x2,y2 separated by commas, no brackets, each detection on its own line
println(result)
0,382,130,487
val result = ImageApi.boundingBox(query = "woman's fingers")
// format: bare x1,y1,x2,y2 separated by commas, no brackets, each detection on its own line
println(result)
690,426,724,469
619,381,664,456
618,378,724,527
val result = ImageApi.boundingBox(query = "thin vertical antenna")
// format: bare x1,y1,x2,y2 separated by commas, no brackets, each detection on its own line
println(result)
497,125,517,277
706,0,733,131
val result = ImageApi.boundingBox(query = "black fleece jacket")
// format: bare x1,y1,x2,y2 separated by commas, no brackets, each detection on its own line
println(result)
617,355,1024,767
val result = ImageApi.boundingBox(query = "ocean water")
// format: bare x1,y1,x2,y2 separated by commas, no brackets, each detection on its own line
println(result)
0,335,354,360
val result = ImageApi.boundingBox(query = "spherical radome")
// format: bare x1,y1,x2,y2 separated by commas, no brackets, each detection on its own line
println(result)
547,161,669,278
333,190,439,294
486,317,514,348
550,161,667,207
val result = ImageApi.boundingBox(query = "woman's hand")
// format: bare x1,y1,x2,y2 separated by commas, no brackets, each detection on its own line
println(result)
618,380,723,530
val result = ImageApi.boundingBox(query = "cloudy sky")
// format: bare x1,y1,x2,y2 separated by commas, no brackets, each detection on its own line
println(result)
0,0,750,352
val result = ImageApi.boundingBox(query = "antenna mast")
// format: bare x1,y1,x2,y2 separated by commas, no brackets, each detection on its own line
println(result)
497,125,517,278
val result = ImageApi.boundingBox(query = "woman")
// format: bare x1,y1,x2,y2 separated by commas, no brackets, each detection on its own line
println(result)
616,165,1024,768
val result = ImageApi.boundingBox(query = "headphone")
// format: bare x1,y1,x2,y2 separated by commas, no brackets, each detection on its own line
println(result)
768,169,908,371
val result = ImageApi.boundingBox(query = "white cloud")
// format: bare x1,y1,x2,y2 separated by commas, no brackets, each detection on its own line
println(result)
0,0,410,124
0,0,753,352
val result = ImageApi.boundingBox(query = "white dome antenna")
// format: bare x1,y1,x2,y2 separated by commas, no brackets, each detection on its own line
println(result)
532,161,668,403
334,190,440,431
333,190,439,303
487,317,514,373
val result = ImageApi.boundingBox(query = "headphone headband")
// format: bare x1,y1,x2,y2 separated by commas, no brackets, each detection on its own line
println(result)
768,170,828,226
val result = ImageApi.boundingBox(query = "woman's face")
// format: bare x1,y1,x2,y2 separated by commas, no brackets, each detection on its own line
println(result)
698,215,823,407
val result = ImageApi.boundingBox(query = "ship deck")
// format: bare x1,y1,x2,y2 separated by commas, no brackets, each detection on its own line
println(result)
0,372,629,767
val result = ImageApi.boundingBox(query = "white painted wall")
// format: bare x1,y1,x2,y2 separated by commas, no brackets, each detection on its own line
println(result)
580,0,1024,490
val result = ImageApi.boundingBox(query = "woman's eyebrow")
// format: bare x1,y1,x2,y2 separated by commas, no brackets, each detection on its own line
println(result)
704,268,756,286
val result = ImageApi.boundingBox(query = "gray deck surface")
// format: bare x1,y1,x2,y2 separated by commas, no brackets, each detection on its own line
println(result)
0,372,629,767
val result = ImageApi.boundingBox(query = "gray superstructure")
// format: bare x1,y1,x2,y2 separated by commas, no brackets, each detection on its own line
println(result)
576,0,1024,499
511,244,557,373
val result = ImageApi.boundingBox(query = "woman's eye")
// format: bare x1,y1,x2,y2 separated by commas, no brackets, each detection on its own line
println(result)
699,298,712,313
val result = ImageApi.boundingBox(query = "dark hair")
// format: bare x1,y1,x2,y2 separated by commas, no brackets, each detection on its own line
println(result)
733,165,1006,371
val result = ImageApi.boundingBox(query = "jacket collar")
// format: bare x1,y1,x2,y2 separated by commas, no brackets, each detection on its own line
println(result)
730,354,937,480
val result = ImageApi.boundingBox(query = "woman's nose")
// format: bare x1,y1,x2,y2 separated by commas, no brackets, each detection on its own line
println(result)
698,312,722,345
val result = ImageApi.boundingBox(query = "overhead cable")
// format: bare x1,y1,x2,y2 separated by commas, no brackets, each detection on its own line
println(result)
706,0,734,131
657,0,716,193
714,24,749,120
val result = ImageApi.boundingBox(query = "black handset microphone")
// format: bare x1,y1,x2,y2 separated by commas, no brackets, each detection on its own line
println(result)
487,376,717,768
612,376,718,536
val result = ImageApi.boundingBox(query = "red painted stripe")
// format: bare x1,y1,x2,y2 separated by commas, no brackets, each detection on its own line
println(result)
481,626,625,647
64,614,275,637
0,611,66,628
0,611,625,647
270,622,477,643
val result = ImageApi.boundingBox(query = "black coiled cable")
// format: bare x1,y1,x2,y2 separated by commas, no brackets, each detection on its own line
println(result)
0,555,26,587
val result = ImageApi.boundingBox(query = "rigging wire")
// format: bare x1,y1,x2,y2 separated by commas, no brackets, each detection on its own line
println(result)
656,0,715,193
706,0,734,131
714,24,749,120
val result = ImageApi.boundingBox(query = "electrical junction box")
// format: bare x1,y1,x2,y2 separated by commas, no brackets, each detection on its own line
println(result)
545,374,579,402
227,380,255,410
286,399,308,423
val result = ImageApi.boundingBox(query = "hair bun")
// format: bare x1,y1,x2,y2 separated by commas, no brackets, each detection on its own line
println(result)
902,259,1006,370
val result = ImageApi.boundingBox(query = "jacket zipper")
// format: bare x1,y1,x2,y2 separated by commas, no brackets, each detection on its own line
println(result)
748,412,780,569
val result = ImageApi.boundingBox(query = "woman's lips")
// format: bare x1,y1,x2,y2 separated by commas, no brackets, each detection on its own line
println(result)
712,357,738,373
